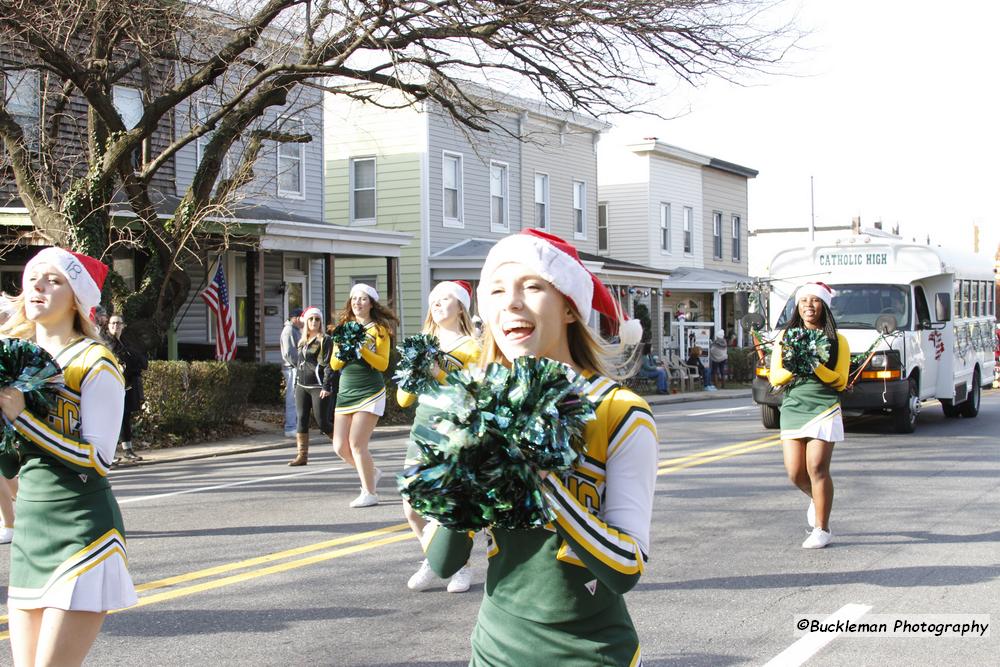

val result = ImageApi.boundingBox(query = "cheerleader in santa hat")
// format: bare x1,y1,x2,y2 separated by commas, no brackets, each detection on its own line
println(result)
329,283,398,508
769,281,850,549
0,247,137,666
398,280,481,594
420,229,657,666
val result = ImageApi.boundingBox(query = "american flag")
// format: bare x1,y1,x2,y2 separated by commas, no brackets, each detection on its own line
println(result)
200,257,237,361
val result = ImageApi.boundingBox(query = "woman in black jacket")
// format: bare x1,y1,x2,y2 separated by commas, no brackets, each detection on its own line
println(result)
108,314,147,462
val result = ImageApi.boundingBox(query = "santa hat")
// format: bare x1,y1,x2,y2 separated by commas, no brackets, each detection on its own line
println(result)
23,247,108,313
428,280,473,312
478,229,642,345
796,282,836,308
301,306,324,323
350,283,379,302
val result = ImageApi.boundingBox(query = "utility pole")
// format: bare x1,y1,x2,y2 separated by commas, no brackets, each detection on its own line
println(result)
810,175,815,241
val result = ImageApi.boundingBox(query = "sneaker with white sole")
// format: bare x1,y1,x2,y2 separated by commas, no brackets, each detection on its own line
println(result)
407,560,441,591
0,526,12,544
807,500,816,528
447,566,472,593
802,527,832,549
349,491,379,508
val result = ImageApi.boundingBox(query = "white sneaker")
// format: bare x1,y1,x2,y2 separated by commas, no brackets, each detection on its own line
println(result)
447,566,472,593
349,491,379,508
0,527,12,544
407,560,441,591
807,500,816,528
802,528,832,549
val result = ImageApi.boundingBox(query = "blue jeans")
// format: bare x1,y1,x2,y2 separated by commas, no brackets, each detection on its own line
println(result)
639,368,668,392
283,367,297,433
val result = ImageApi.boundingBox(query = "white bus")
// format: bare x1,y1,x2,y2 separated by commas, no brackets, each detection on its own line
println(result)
751,233,997,433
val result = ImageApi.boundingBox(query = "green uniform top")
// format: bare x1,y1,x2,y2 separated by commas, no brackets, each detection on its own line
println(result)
331,321,390,411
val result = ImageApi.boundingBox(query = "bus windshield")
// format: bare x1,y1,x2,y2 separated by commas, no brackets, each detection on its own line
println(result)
776,284,911,331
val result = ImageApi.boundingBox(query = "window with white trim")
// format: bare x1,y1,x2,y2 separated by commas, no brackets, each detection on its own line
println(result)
490,161,509,232
350,157,376,223
113,85,143,129
3,70,40,151
195,100,231,177
534,173,549,229
732,215,742,261
573,180,586,239
442,152,463,227
598,202,609,252
659,203,671,252
277,117,305,197
713,211,723,259
683,206,693,254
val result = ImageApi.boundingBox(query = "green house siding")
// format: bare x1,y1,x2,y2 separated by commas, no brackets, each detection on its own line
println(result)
326,152,424,336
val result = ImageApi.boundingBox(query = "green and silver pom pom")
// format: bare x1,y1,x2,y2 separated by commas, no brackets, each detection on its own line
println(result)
782,327,831,377
398,356,596,531
393,334,444,396
0,338,64,464
331,321,367,362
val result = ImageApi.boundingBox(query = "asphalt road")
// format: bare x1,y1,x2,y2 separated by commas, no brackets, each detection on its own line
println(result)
1,391,997,666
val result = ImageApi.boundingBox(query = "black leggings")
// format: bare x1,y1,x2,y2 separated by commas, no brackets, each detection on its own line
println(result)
295,384,333,437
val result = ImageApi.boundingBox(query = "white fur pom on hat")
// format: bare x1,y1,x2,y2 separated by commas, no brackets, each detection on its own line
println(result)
428,280,473,312
23,247,108,313
478,229,642,345
795,282,836,308
350,283,379,302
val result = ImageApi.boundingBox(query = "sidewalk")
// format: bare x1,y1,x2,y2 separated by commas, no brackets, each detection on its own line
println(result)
120,387,752,467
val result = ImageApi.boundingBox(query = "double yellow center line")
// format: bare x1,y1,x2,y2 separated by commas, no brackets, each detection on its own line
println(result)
658,434,782,474
0,434,784,639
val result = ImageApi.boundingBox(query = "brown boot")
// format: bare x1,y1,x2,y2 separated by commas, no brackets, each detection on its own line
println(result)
288,434,309,466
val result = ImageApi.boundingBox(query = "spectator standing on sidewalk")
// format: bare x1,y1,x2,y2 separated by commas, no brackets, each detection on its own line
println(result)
398,280,481,594
280,308,303,438
710,329,729,389
289,307,335,466
107,314,147,463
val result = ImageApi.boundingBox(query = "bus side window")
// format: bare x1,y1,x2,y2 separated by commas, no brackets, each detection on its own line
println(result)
914,287,932,328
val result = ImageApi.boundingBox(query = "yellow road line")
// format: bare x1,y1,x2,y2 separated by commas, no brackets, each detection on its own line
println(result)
657,434,780,468
658,438,782,475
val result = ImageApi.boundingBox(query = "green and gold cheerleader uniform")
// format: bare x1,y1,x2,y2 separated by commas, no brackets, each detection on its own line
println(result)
7,337,137,611
422,375,658,666
331,321,391,416
397,335,481,467
770,331,850,441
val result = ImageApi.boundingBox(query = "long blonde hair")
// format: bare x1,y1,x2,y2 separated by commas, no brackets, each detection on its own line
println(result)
421,306,475,338
478,298,637,381
0,292,103,342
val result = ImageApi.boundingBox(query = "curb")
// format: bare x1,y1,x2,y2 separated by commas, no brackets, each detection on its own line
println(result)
118,392,754,468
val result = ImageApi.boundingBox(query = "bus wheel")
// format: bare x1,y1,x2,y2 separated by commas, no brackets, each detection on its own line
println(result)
960,369,981,418
893,378,919,434
761,404,780,430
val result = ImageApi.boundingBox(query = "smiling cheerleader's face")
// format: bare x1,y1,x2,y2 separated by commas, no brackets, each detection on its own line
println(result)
23,263,76,326
484,262,575,365
797,295,825,329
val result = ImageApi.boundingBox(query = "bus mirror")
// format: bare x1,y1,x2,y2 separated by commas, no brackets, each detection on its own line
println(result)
875,314,897,334
741,313,765,330
935,293,952,322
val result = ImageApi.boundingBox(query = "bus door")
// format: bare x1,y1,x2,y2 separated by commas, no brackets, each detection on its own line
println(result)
913,286,939,398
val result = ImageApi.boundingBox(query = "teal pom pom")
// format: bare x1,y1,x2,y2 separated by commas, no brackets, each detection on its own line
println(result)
398,356,596,531
392,334,444,396
782,328,831,377
0,338,64,462
331,321,367,362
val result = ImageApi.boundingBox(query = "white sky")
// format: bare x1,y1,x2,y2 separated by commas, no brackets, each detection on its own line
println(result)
607,0,999,265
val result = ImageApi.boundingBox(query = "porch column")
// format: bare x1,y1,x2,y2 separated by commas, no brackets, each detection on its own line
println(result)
325,254,336,321
651,289,663,355
713,290,723,337
386,255,399,333
254,250,266,362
